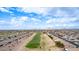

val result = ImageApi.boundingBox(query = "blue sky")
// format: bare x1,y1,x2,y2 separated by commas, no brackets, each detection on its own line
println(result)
0,7,79,29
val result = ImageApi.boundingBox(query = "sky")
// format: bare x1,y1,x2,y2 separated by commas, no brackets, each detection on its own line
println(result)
0,7,79,29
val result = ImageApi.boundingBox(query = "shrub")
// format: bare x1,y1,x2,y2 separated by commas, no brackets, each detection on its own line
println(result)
55,41,64,48
48,35,53,39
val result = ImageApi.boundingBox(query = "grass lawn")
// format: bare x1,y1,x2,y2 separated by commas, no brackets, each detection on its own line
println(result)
25,32,41,48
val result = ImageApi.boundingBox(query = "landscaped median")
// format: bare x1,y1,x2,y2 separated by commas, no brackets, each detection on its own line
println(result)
25,32,41,48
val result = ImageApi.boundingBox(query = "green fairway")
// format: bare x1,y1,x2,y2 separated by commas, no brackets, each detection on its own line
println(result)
25,32,41,48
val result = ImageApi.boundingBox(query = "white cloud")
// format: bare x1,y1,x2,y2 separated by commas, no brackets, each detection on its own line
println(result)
20,7,49,15
54,9,68,17
45,17,79,29
19,17,28,21
31,18,41,22
0,20,6,23
48,8,79,18
10,18,20,27
0,20,10,24
46,17,78,24
9,16,29,28
59,17,78,23
46,19,53,24
10,16,29,27
0,7,12,13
